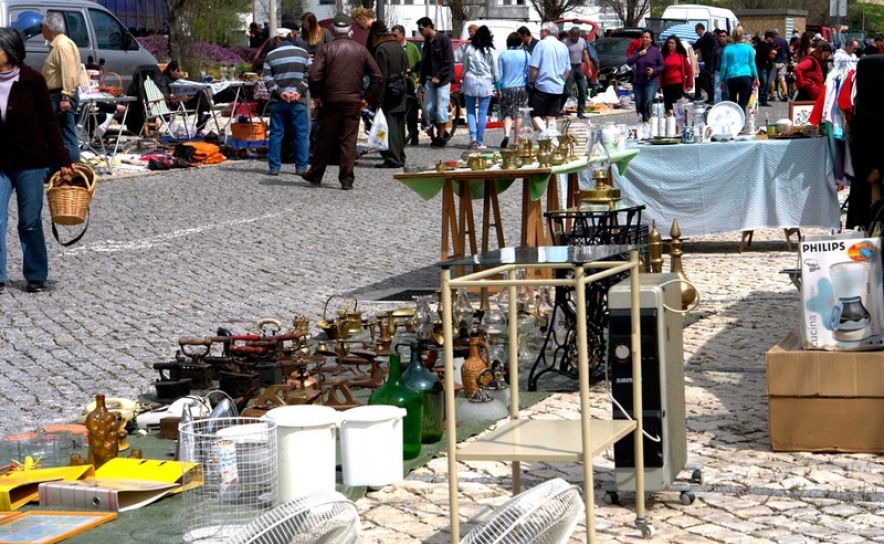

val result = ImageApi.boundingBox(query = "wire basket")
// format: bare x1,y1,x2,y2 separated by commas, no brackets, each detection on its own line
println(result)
460,478,584,544
179,417,279,544
46,164,96,226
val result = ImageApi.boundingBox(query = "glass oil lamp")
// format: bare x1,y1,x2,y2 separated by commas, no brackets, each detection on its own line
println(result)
580,126,620,209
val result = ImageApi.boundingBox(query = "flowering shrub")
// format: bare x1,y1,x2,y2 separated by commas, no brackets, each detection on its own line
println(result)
137,35,169,60
136,36,254,65
185,42,253,64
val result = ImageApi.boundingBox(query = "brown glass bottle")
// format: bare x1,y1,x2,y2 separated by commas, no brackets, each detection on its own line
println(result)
85,394,119,469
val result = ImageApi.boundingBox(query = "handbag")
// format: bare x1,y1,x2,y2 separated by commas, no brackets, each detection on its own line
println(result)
367,107,389,151
386,72,407,104
253,80,271,101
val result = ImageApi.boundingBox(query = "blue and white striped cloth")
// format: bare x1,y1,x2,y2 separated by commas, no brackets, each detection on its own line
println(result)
611,138,840,237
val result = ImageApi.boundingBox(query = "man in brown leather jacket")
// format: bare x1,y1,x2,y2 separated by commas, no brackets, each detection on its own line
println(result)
303,14,382,190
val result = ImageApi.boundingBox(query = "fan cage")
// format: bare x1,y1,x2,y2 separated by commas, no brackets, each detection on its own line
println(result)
225,491,360,544
460,478,585,544
179,417,279,544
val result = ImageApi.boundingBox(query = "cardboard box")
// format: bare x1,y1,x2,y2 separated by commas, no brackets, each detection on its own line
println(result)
766,330,884,452
799,233,884,350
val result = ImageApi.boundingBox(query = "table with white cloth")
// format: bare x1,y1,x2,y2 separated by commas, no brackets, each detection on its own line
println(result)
610,137,841,244
169,80,254,140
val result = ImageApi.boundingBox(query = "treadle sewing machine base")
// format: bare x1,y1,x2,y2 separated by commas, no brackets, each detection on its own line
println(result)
528,204,647,391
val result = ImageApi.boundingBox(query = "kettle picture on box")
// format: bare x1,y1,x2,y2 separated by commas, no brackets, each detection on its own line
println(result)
829,261,875,342
800,235,884,351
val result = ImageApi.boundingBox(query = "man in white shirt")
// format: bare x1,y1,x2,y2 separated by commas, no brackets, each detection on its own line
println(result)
527,21,570,131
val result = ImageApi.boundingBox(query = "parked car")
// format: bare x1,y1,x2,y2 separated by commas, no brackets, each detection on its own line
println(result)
2,0,158,89
594,36,634,88
552,18,600,42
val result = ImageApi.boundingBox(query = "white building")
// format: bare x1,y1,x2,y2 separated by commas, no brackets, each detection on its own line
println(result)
252,0,623,36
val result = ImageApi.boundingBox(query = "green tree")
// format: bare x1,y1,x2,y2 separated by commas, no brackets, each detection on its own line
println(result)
163,0,251,74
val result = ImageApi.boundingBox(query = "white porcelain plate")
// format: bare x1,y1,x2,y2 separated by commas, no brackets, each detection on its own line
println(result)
706,101,745,138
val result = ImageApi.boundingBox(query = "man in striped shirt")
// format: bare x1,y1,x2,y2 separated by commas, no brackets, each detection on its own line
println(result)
263,28,311,176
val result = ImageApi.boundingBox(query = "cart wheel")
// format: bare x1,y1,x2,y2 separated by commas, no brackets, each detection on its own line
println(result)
679,491,695,505
636,519,655,539
691,469,703,484
603,491,619,505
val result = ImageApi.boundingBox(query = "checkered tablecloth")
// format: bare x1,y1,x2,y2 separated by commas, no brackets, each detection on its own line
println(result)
611,138,841,237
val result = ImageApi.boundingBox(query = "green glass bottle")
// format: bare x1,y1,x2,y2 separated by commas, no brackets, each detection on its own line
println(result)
402,341,445,444
368,352,423,459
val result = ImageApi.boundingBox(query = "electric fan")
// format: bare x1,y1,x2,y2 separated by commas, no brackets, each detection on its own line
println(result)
224,491,359,544
460,478,585,544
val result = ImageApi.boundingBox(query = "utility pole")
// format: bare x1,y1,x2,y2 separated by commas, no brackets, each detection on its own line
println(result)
378,0,385,24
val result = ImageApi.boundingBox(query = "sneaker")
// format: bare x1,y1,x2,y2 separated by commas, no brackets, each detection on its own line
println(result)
467,140,477,149
268,170,279,176
26,282,45,293
577,113,587,119
0,282,4,294
475,145,487,150
500,136,509,149
430,138,445,148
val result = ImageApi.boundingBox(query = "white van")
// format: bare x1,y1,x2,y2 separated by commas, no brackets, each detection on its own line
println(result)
459,19,540,57
661,4,739,35
0,0,158,89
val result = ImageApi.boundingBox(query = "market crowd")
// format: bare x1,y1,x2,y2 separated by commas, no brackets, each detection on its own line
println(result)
254,12,607,188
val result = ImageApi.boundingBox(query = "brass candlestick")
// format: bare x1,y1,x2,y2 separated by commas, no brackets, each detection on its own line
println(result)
669,219,697,310
579,166,621,209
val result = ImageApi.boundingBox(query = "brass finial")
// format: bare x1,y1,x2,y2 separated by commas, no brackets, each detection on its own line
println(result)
648,220,663,273
669,219,697,310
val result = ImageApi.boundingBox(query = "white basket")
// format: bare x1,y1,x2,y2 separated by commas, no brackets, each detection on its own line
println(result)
179,417,279,544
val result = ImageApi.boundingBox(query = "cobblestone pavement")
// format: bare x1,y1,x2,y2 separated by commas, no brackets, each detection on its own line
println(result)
2,99,875,543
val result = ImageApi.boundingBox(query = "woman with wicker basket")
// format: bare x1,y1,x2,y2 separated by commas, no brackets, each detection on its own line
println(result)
0,27,74,294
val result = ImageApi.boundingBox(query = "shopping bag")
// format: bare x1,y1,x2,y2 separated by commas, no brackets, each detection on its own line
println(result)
367,107,389,151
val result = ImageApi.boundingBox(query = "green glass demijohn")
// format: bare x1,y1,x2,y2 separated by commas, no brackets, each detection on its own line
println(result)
401,341,445,444
368,352,422,460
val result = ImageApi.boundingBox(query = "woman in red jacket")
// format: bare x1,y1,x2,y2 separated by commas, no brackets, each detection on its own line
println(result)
794,42,833,101
661,35,693,113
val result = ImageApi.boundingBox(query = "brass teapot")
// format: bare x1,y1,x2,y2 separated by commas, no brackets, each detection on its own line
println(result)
316,295,362,340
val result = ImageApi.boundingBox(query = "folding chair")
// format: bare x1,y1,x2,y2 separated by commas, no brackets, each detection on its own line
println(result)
142,75,193,140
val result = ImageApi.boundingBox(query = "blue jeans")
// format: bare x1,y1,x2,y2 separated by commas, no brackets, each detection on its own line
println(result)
0,168,49,284
566,64,589,112
633,80,658,122
465,95,491,145
268,100,309,172
757,67,771,104
49,90,80,165
422,79,451,125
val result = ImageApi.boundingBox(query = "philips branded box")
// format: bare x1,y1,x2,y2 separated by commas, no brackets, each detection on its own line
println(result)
799,233,884,351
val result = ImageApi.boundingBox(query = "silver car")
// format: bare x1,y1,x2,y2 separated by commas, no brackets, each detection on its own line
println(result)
1,0,158,90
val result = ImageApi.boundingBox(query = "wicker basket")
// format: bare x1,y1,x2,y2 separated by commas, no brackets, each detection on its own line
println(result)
47,165,96,226
100,71,124,96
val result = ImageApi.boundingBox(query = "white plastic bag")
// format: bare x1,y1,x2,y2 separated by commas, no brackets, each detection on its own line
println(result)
367,107,389,151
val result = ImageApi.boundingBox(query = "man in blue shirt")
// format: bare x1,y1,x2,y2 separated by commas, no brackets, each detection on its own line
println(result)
528,22,570,131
